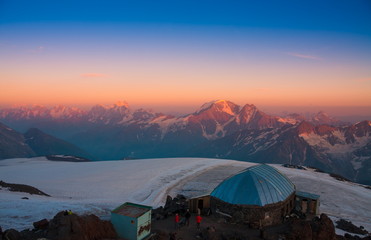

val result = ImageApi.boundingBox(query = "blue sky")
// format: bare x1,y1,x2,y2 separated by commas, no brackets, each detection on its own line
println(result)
1,0,370,34
0,0,371,116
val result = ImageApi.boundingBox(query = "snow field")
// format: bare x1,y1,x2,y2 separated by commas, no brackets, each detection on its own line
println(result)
0,157,370,235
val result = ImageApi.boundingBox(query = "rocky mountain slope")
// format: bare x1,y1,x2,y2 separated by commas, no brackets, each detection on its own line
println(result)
189,120,371,185
24,128,93,160
0,123,91,160
0,122,35,159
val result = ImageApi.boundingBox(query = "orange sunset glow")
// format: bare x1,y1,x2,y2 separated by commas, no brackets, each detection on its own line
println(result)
0,1,370,118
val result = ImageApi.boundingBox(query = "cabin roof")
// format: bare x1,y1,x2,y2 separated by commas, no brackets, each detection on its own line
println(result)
211,164,295,206
112,202,152,218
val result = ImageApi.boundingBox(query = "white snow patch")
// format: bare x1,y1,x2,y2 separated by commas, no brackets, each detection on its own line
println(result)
277,117,298,125
149,115,190,139
301,132,370,154
201,121,226,140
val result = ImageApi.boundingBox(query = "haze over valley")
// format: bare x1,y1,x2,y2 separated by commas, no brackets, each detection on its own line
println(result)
1,100,370,185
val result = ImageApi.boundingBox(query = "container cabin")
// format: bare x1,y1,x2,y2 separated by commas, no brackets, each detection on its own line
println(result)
111,202,152,240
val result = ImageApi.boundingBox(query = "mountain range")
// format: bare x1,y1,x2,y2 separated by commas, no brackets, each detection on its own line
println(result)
0,122,91,160
0,100,370,185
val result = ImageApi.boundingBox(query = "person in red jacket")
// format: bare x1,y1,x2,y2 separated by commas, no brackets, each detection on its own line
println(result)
174,213,180,229
196,214,202,230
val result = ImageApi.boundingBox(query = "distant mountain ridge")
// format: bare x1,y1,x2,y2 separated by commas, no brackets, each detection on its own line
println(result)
188,120,371,185
0,100,369,185
24,128,93,160
0,122,35,159
0,123,91,160
0,100,347,127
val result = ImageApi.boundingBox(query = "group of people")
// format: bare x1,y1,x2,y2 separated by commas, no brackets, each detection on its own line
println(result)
174,209,202,230
63,210,73,216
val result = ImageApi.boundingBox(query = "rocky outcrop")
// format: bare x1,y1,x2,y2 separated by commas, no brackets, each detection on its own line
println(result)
2,229,22,240
152,195,189,220
336,219,369,235
0,180,50,196
311,214,337,240
4,211,117,240
33,218,49,230
46,211,117,240
286,219,313,240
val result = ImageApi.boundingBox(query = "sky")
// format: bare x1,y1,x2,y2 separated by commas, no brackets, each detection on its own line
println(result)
0,0,371,116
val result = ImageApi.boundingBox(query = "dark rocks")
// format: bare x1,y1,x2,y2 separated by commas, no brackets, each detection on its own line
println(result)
150,229,168,240
46,155,91,162
311,213,337,240
45,211,117,240
202,226,218,240
282,164,307,170
340,233,371,240
330,173,351,182
286,218,312,240
153,195,189,220
279,213,337,240
164,194,188,214
3,211,117,240
336,219,369,235
231,211,244,224
3,229,21,240
33,219,49,230
0,180,50,196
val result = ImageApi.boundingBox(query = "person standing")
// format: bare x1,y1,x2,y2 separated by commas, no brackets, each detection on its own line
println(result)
174,213,180,229
185,209,191,226
196,214,202,230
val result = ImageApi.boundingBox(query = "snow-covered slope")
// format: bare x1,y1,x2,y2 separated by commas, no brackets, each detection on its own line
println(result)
0,157,370,233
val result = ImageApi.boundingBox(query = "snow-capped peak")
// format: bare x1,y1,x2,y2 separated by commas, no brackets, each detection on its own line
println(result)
50,105,85,119
195,99,239,115
114,101,129,108
197,100,219,113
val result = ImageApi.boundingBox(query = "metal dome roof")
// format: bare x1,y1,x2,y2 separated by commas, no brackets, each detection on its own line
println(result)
210,164,295,206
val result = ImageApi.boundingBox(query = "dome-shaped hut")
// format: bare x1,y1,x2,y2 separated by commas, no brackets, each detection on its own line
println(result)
210,164,296,227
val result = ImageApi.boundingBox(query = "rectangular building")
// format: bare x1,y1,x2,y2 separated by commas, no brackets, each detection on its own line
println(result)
295,191,320,215
111,202,152,240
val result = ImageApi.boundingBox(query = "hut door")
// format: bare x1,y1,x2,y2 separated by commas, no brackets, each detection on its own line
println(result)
198,199,204,211
301,199,308,213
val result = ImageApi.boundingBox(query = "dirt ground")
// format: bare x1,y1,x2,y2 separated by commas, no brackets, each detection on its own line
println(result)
151,214,264,240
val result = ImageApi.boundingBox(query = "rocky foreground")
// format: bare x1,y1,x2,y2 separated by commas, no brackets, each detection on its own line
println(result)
1,195,370,240
0,211,116,240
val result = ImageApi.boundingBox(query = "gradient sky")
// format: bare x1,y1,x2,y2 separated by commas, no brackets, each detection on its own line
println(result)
1,0,371,116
